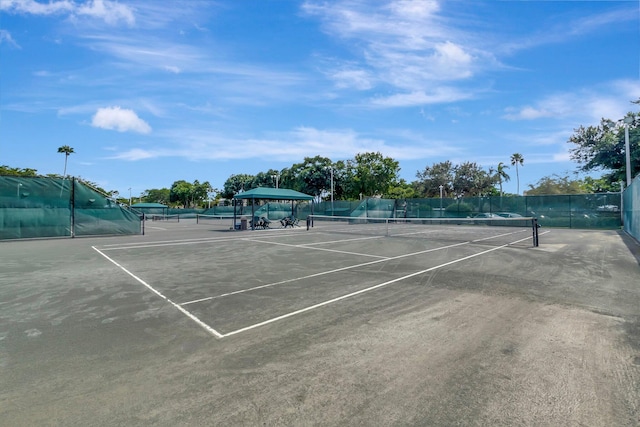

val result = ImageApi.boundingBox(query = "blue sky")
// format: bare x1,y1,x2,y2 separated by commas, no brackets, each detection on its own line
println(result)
1,0,639,198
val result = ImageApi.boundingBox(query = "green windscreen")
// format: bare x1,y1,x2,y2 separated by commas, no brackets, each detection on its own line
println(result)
315,193,622,229
0,176,141,240
623,176,640,241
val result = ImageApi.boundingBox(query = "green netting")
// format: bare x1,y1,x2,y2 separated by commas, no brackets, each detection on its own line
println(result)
202,206,235,216
0,176,141,240
316,194,622,229
623,175,640,241
252,202,296,219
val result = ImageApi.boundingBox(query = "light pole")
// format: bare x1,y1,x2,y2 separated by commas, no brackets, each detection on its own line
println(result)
624,116,633,187
439,185,443,217
128,187,132,206
325,166,334,214
272,173,279,188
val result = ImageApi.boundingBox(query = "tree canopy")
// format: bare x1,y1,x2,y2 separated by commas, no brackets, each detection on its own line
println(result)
414,161,497,198
568,111,639,186
526,174,588,195
169,179,212,208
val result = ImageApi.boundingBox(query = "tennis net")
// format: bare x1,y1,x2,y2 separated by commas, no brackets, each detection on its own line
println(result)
147,214,180,222
308,215,540,247
196,213,235,224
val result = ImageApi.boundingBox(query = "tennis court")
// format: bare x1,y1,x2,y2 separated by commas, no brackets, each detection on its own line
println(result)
92,216,541,338
1,218,639,425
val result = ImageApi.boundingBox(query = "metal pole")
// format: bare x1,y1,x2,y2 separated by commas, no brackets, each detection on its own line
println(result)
620,181,625,226
439,185,443,217
330,167,334,214
625,120,631,187
70,177,75,238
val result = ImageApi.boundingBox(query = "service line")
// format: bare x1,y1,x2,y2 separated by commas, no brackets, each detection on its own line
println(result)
180,229,535,306
221,232,541,338
179,240,470,306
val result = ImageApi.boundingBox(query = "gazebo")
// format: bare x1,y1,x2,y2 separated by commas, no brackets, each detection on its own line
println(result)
232,187,314,230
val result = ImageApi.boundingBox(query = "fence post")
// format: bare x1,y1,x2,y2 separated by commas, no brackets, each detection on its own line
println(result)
70,177,76,238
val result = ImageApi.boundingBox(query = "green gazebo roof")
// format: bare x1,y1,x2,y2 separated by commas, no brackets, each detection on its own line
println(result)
232,187,313,201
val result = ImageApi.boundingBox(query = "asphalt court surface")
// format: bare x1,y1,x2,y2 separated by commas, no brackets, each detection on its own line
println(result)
2,218,640,426
92,219,542,337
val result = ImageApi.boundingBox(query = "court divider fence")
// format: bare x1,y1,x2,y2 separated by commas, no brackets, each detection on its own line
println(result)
0,176,141,240
173,193,623,230
316,193,623,230
623,175,640,242
2,175,633,240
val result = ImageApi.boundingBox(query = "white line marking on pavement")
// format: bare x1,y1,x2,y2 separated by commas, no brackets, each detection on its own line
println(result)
220,234,534,338
301,235,385,246
178,241,471,306
249,239,389,258
92,246,223,338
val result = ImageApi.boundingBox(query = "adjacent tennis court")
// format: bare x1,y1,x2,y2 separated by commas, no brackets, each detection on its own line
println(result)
2,219,639,426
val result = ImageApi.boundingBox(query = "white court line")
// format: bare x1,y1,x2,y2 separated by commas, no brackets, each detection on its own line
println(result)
302,234,386,246
99,236,240,247
92,246,224,338
180,228,533,306
249,239,389,259
98,232,302,251
94,229,548,338
179,241,470,306
220,232,540,338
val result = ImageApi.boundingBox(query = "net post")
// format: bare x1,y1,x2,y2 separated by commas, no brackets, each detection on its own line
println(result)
307,216,310,230
532,218,539,247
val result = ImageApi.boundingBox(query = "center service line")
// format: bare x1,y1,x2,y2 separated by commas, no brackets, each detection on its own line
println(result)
92,246,224,338
221,233,538,338
179,240,471,306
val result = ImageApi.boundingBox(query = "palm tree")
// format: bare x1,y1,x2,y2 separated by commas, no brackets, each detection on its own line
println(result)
496,162,510,196
57,145,75,177
510,153,524,195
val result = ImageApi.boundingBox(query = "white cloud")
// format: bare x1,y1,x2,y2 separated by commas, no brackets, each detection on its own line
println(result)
330,68,373,90
0,0,74,15
503,79,640,124
163,65,181,74
110,125,453,162
302,0,494,102
0,29,20,48
92,106,151,134
387,0,440,20
0,0,134,26
371,87,474,107
76,0,135,26
111,148,156,161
